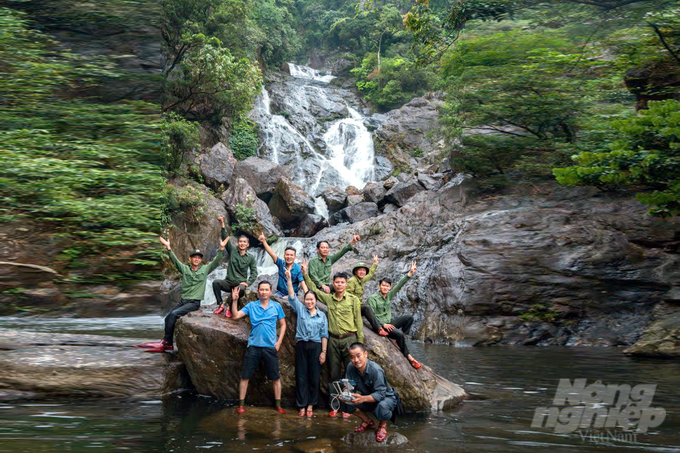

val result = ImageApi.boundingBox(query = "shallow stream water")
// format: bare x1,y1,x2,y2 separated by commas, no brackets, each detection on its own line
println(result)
0,317,678,452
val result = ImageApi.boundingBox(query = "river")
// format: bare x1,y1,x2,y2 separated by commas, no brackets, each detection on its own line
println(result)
0,317,678,452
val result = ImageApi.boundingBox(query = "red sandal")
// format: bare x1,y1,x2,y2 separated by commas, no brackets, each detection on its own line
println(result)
354,419,375,432
409,357,423,370
375,425,387,442
213,305,224,315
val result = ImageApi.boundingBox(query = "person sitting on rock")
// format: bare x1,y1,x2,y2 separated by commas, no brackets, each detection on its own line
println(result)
302,258,363,418
366,261,422,370
308,233,360,294
258,233,308,298
341,342,399,443
345,256,389,337
284,268,328,417
149,235,228,353
231,282,287,415
212,216,257,317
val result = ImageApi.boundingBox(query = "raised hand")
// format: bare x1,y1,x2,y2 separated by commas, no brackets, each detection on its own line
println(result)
350,232,361,246
285,268,292,281
373,254,379,265
258,232,267,244
301,258,308,275
217,216,226,228
220,235,230,249
231,286,240,300
159,236,171,250
408,260,417,277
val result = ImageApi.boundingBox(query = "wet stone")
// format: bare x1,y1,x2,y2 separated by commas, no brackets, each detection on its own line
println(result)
342,430,409,448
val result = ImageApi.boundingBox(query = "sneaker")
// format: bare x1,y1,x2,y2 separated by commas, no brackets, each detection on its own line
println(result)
237,406,245,414
274,407,287,415
225,307,232,318
328,410,339,418
143,340,173,353
213,305,224,315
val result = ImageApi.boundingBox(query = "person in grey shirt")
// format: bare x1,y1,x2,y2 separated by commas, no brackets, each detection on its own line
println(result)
341,342,398,443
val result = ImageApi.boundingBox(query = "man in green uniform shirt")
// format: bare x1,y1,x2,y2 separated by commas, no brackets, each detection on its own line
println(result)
345,255,388,336
147,235,228,353
302,258,363,418
213,216,258,317
308,233,361,293
366,260,422,369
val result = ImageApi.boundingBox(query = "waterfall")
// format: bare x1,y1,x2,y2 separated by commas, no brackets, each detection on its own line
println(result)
287,63,336,84
250,64,376,200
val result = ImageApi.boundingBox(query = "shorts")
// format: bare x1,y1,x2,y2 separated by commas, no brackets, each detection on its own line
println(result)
241,346,280,380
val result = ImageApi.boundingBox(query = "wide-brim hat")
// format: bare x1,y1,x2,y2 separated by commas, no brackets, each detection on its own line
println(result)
352,262,370,275
189,249,204,258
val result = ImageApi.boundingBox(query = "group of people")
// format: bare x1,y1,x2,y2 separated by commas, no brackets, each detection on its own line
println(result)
151,217,422,442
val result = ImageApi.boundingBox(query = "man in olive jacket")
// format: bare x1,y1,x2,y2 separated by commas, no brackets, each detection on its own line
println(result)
147,234,228,352
308,233,360,293
212,216,258,317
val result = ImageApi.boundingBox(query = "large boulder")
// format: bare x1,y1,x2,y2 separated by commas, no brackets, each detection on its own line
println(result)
234,157,290,203
329,202,380,225
624,310,680,358
222,177,282,237
198,142,237,190
267,177,316,229
174,301,466,411
362,181,387,205
291,213,328,238
384,178,425,207
0,331,165,398
167,179,228,263
321,187,347,214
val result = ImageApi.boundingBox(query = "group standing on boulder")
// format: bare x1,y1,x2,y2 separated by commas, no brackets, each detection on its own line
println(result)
151,216,424,442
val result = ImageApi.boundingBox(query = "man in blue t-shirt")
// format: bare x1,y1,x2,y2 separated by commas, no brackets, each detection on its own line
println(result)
258,233,308,297
231,281,287,414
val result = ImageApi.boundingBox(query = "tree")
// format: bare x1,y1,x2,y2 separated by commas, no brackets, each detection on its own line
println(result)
554,100,680,217
162,36,261,123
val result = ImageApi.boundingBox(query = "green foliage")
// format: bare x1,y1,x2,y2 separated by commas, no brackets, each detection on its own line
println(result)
162,36,262,123
0,7,161,280
234,203,258,235
554,100,680,217
250,0,302,67
161,184,207,226
352,53,437,111
229,118,259,160
441,30,587,177
520,303,559,324
161,113,200,173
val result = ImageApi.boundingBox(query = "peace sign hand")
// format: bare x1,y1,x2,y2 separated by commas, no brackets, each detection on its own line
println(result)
408,260,417,277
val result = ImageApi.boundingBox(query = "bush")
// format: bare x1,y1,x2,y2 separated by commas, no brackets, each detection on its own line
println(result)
230,118,259,160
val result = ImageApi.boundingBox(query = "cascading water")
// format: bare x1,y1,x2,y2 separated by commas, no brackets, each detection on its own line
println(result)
250,64,377,217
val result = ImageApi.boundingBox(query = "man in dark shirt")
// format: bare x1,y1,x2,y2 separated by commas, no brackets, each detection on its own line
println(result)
212,216,258,317
341,342,398,443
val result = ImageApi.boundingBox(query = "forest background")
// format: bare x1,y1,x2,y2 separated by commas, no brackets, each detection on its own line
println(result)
0,0,677,309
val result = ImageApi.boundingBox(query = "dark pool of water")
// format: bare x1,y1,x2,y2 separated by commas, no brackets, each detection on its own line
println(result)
0,319,678,453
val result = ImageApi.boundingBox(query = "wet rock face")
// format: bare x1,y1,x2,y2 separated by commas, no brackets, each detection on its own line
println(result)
199,142,237,190
371,93,445,170
305,180,679,347
291,214,328,238
624,306,680,358
268,177,316,229
222,177,283,237
0,331,164,398
174,300,465,411
234,157,290,203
